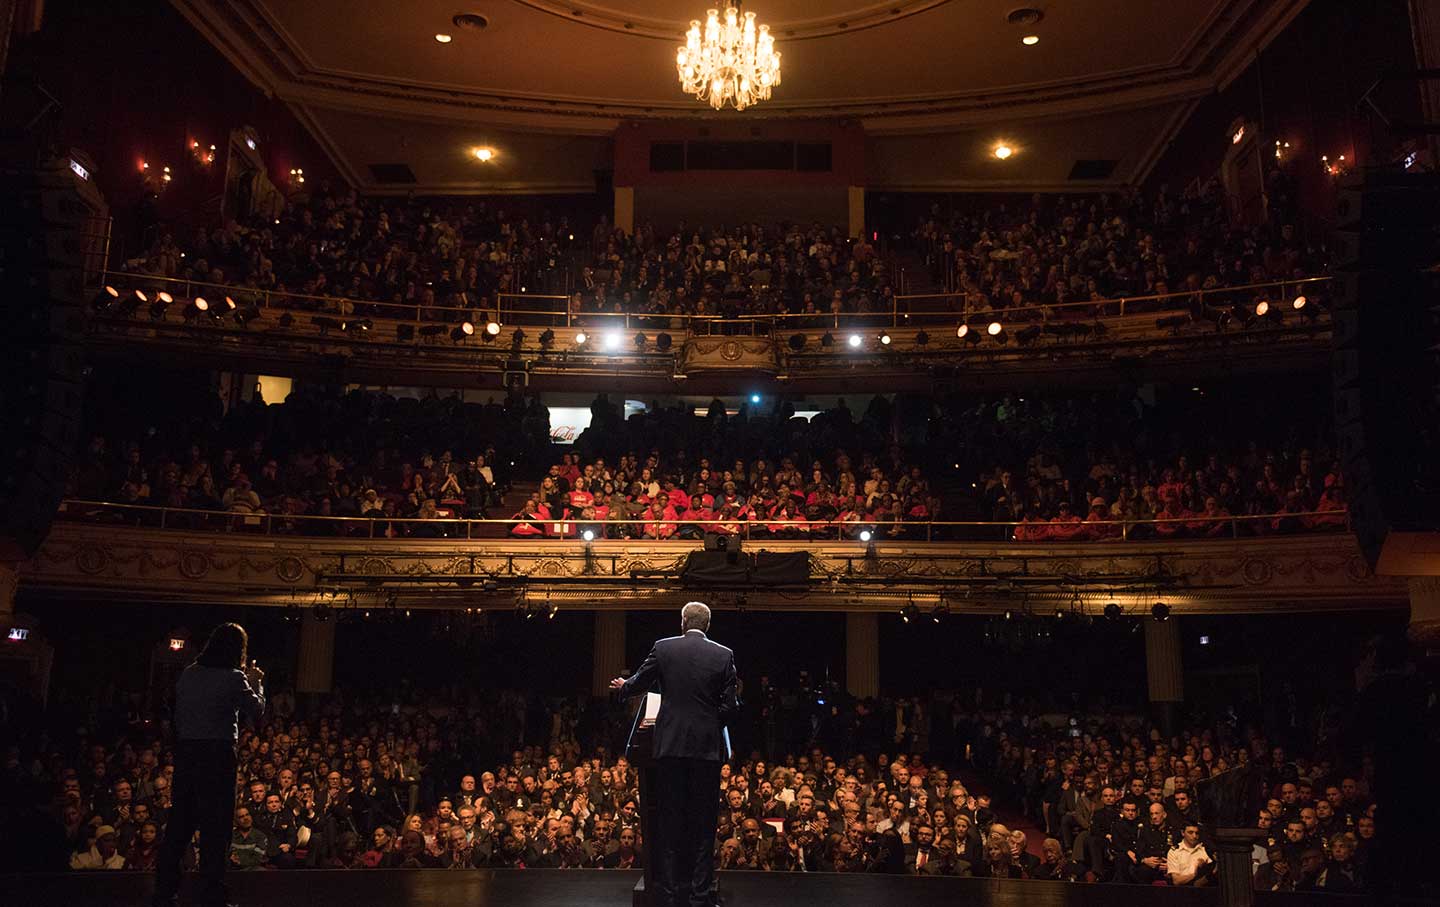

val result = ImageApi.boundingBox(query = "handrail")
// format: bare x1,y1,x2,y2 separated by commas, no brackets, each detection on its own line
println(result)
97,269,1331,338
56,499,1349,544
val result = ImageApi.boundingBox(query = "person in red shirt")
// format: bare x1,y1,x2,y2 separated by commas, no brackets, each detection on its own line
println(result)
1084,497,1121,540
1047,501,1085,540
509,497,547,537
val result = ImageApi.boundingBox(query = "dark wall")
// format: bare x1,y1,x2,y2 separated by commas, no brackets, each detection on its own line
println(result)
1145,0,1420,229
6,0,342,258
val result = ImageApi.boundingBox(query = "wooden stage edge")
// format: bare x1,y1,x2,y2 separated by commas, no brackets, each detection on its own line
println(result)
0,867,1380,907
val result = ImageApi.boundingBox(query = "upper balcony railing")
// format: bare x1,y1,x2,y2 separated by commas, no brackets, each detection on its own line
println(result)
92,270,1331,346
57,499,1349,545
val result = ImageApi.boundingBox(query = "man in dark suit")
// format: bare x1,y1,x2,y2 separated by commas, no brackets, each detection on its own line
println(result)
611,602,739,907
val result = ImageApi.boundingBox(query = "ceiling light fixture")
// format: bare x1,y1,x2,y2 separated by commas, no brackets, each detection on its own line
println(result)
677,4,782,111
473,147,494,162
993,144,1014,160
434,33,453,43
1022,35,1039,45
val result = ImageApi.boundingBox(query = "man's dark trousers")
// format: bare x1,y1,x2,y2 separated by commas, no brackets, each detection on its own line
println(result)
154,740,237,907
654,757,721,907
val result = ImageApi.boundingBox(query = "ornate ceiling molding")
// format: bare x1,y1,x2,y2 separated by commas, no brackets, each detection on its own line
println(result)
171,0,1311,135
512,0,954,42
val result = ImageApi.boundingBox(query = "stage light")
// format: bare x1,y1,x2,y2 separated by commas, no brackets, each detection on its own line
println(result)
1016,324,1042,345
931,605,948,624
820,332,834,348
604,331,622,351
313,603,332,622
750,394,761,404
847,333,862,348
987,320,1003,336
451,325,471,342
635,333,648,350
234,304,260,326
1254,299,1269,317
548,602,559,620
94,285,120,308
1022,34,1039,45
1103,602,1122,621
915,330,929,346
993,144,1013,160
539,329,555,349
346,318,373,332
511,328,526,350
133,289,149,304
859,529,873,542
956,324,968,339
472,147,494,161
1003,609,1013,621
485,320,501,336
656,332,673,351
1292,294,1307,311
574,331,588,345
581,529,595,542
788,333,806,351
191,296,207,312
900,604,920,624
149,298,168,320
1151,602,1171,622
880,333,892,346
158,292,174,304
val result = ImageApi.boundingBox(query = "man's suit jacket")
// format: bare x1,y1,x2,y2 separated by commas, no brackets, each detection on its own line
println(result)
620,629,739,762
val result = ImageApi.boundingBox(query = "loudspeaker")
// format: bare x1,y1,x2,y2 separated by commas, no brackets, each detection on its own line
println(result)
1329,170,1440,566
0,163,97,558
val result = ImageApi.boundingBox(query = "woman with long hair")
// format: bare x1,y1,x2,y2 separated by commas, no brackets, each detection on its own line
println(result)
152,623,265,907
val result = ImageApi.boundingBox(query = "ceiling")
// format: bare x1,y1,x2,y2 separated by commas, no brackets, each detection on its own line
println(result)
174,0,1310,192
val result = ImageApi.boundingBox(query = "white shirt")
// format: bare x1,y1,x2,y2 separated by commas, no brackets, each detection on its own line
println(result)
1167,840,1210,885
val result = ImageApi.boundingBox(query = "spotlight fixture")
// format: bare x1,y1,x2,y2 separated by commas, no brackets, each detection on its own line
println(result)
993,144,1014,160
879,333,892,346
750,394,761,404
930,605,949,624
223,296,237,312
1254,299,1270,317
1016,324,1042,345
538,329,555,349
157,292,174,304
313,315,341,334
635,332,648,350
148,298,168,320
1292,294,1307,311
581,529,596,542
511,328,526,350
451,324,472,342
1103,602,1122,621
656,332,673,351
956,323,969,339
133,289,149,304
604,331,622,351
574,331,588,346
485,320,501,336
847,333,863,348
548,603,559,620
788,333,806,351
313,603,332,622
472,147,494,161
900,604,921,624
820,332,834,348
987,320,1003,336
1151,602,1171,622
914,330,929,346
859,529,873,542
234,304,261,327
92,286,121,311
1003,609,1013,621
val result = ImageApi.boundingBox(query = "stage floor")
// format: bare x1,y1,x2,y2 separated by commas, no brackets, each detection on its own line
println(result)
1,868,1370,907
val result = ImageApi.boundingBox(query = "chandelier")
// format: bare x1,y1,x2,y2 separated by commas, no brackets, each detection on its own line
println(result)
676,5,782,111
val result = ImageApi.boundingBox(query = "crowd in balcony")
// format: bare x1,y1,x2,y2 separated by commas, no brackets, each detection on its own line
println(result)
65,374,1345,542
117,183,580,320
9,662,1377,891
912,172,1325,318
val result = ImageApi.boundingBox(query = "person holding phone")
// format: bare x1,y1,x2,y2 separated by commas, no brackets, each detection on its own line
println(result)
152,623,265,907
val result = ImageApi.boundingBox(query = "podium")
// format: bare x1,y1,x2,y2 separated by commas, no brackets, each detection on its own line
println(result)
626,693,660,907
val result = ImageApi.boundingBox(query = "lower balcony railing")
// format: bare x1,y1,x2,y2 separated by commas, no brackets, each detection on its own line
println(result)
56,499,1350,544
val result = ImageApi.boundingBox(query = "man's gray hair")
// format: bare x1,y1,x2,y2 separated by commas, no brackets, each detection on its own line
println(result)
680,601,711,633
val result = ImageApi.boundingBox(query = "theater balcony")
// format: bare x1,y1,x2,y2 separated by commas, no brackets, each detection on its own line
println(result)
26,502,1401,615
87,274,1331,391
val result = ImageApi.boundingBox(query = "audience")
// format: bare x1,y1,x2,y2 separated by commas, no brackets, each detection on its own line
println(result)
2,673,1379,891
912,173,1324,319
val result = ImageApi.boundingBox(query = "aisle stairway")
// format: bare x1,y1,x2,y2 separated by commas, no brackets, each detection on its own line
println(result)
471,479,538,538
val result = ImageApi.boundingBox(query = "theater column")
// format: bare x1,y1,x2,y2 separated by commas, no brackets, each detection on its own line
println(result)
846,612,879,699
0,561,16,618
592,610,626,696
614,187,634,237
296,609,335,697
847,187,865,239
1144,617,1183,734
